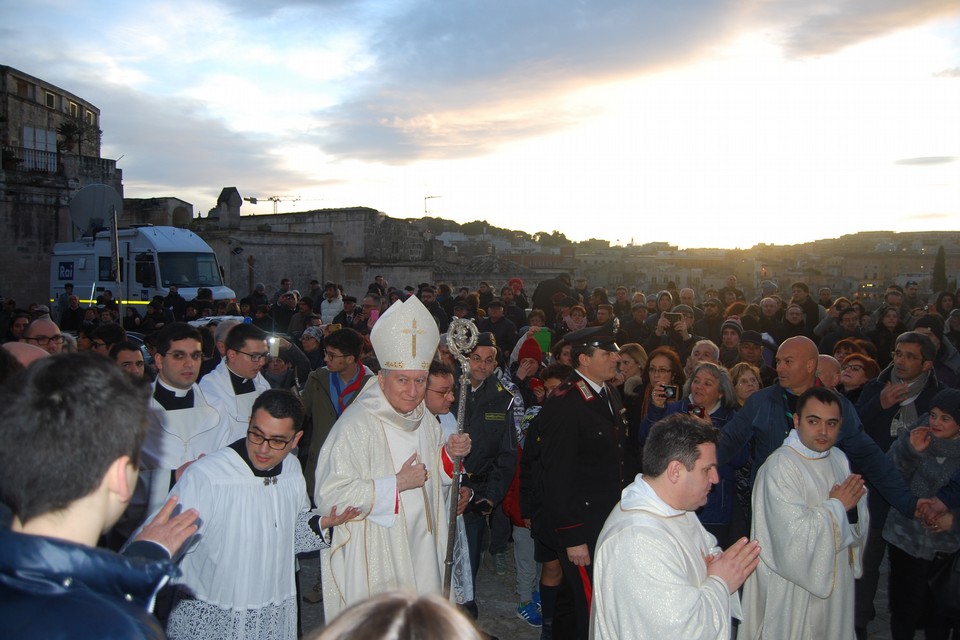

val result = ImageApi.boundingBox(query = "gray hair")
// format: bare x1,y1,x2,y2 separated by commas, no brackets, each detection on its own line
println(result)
691,339,719,361
682,361,737,410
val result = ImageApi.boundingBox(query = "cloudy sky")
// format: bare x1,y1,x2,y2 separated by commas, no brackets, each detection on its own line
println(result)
3,0,958,248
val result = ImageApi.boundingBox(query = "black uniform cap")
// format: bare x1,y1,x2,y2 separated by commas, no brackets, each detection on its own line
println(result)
564,324,619,353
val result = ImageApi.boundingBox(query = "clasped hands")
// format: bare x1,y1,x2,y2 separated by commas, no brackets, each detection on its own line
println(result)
396,434,472,492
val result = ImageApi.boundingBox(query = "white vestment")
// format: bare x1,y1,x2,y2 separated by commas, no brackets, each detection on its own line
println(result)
161,445,328,640
141,380,222,515
590,476,741,640
314,380,452,619
741,430,869,640
198,360,270,447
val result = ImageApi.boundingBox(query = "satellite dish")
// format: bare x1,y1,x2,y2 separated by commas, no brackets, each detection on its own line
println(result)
69,184,123,237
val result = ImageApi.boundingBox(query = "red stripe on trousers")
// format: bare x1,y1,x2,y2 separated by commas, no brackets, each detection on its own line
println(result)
577,565,592,610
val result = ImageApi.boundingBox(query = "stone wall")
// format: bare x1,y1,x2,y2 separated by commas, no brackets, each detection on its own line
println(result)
122,197,194,227
0,156,123,306
199,229,335,302
196,203,436,297
0,172,72,305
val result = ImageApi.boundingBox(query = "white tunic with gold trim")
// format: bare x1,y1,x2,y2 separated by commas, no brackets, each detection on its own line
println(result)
314,379,451,619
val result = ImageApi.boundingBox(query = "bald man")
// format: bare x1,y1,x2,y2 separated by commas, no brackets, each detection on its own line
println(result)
817,354,841,389
2,342,50,368
717,336,916,519
21,318,64,355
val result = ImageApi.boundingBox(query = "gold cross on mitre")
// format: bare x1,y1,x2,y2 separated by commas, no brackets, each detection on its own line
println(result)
402,319,426,358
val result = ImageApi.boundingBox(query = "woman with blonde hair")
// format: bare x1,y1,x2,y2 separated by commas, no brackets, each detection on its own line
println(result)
615,343,648,457
729,362,762,406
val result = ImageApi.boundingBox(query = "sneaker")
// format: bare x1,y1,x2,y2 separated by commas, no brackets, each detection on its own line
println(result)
532,590,541,613
516,600,543,627
493,552,508,575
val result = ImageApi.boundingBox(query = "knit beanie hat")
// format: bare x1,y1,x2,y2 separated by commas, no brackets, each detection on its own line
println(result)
721,317,743,337
930,388,960,425
518,337,543,364
914,315,945,336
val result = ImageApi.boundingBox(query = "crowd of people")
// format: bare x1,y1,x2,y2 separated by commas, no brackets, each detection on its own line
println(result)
1,271,959,640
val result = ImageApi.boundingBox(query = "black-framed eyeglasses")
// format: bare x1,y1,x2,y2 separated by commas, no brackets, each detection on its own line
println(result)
91,340,107,349
841,364,864,372
25,334,65,346
246,430,293,450
237,350,270,362
469,354,497,366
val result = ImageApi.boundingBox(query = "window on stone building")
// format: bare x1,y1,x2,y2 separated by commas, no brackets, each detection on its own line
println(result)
68,101,79,118
85,110,96,126
45,91,56,109
16,80,29,98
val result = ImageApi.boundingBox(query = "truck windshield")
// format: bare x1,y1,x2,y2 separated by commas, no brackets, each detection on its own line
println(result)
158,252,224,288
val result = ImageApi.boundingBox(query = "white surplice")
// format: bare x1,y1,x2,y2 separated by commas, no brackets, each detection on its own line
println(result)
741,430,869,640
590,476,741,640
197,360,270,448
314,380,452,619
161,445,328,640
141,380,222,515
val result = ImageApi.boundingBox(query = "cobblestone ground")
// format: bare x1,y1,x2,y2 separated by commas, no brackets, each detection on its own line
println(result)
299,547,891,639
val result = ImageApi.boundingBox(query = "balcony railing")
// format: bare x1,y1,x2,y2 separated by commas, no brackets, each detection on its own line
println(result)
2,145,59,174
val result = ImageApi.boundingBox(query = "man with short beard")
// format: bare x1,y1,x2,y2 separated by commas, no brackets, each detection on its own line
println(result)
419,285,450,332
693,297,723,344
499,285,528,328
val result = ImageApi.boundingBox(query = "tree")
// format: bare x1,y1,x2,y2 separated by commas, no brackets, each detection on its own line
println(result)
932,245,947,292
56,118,102,156
533,230,570,247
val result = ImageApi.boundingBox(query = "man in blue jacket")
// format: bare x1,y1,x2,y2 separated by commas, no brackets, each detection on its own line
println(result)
0,353,199,639
717,336,916,520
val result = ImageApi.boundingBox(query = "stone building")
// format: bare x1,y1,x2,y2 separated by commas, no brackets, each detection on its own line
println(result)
1,65,121,306
117,186,543,302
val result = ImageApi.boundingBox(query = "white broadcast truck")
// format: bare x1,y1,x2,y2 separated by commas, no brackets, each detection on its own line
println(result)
50,225,235,309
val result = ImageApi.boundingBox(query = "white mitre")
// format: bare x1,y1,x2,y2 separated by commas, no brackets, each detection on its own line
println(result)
370,295,440,371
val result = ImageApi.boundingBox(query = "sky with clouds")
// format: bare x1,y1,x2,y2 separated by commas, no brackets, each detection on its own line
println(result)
2,0,958,248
